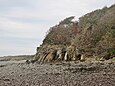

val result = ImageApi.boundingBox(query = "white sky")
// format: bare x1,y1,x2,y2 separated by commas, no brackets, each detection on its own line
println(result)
0,0,114,56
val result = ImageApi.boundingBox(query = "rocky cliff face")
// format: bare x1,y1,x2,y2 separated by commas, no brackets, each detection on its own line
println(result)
33,4,115,63
33,16,79,63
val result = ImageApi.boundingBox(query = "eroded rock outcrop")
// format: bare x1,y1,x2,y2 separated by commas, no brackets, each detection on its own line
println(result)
33,4,115,63
33,16,80,63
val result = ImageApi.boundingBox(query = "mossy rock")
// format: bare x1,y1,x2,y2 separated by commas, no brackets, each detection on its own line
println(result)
112,57,115,60
95,56,104,61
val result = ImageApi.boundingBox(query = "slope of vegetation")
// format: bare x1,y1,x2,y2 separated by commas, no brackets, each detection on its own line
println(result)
75,4,115,57
34,4,115,62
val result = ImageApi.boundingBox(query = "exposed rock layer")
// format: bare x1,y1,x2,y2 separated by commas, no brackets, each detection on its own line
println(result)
34,4,115,63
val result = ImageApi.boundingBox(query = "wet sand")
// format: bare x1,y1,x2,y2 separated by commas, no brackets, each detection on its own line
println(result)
0,58,115,86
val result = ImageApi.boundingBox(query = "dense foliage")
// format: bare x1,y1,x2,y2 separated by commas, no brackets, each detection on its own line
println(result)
34,4,115,61
43,16,78,45
75,4,115,56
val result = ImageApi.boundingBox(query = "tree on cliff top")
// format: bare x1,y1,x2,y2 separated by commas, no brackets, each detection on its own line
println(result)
43,16,78,45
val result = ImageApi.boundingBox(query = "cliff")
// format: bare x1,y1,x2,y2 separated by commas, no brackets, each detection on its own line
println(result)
33,4,115,63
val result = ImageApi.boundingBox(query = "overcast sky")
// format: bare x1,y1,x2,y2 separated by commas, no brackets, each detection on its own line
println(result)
0,0,114,56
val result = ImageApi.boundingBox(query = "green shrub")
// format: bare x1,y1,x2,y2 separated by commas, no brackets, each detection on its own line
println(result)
111,49,115,54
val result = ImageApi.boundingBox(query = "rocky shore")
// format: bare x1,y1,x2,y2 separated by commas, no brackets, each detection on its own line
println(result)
0,56,115,86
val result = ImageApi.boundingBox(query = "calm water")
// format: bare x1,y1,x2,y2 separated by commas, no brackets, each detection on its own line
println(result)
0,60,26,65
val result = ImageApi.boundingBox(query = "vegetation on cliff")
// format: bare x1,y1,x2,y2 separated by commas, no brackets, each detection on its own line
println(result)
34,4,115,63
43,16,78,45
75,4,115,58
